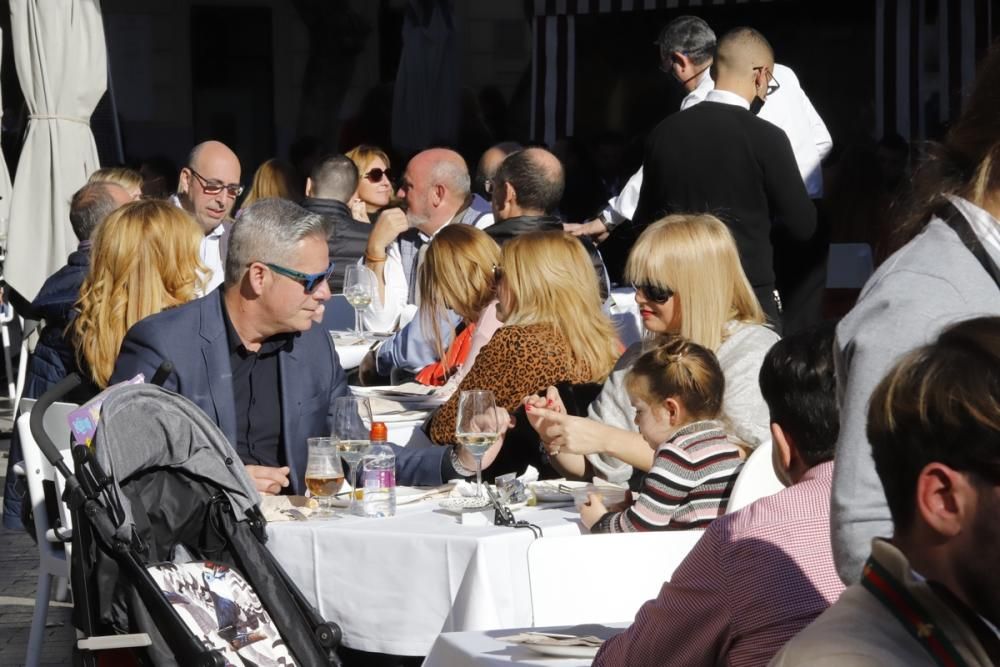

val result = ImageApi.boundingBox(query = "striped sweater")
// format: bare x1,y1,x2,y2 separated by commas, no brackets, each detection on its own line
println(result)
592,420,744,533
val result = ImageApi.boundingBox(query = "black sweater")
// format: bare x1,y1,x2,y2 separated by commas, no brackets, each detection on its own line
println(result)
632,101,816,288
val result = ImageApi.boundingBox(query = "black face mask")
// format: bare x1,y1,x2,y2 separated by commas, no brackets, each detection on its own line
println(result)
749,95,766,115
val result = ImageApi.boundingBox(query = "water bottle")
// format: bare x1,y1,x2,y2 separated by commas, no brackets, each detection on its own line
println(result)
363,422,396,517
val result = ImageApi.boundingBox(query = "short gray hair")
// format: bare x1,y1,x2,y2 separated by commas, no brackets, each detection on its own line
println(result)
225,198,332,287
430,158,471,198
657,16,716,65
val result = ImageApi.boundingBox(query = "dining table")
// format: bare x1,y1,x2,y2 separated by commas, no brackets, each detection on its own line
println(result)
267,496,586,656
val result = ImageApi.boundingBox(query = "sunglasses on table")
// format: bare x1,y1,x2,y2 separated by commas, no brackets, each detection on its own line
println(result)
363,167,392,183
188,167,245,197
261,260,336,293
632,282,674,304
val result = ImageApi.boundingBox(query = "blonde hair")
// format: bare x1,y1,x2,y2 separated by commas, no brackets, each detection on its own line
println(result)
346,144,391,177
73,200,206,387
500,231,618,382
242,159,297,209
418,225,501,367
625,214,764,351
625,335,725,421
89,167,142,195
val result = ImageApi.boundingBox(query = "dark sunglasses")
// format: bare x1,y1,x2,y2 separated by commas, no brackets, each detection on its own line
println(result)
632,282,674,304
262,260,336,293
188,167,244,197
364,167,392,183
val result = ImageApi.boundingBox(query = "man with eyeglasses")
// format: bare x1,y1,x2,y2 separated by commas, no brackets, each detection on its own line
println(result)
174,140,244,293
111,198,503,496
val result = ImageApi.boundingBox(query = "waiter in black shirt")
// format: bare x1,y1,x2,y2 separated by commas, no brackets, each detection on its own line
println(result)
632,27,816,327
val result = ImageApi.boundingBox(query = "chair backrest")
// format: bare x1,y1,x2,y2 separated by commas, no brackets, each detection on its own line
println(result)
17,398,79,577
527,530,705,626
725,440,785,514
327,294,358,331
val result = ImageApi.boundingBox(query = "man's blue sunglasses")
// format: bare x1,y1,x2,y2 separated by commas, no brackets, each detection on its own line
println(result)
263,260,336,293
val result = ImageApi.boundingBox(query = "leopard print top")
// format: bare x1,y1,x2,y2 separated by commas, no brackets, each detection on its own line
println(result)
429,324,592,444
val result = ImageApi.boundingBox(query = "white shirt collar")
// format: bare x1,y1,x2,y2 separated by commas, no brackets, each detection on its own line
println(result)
705,89,751,110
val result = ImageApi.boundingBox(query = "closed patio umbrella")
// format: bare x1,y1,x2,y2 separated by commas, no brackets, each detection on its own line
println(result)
6,0,105,301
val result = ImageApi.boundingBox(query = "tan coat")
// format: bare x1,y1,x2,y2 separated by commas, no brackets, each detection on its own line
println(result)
770,540,996,667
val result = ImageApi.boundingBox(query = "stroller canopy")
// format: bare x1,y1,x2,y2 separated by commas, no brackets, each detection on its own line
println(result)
92,383,261,540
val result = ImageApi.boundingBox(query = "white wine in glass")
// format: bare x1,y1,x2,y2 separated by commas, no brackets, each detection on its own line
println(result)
343,265,376,338
455,390,500,498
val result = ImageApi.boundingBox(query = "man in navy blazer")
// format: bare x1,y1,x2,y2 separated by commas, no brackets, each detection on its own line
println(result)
111,198,500,495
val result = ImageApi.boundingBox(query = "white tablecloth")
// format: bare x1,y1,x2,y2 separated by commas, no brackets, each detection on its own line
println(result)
421,623,628,667
268,501,584,656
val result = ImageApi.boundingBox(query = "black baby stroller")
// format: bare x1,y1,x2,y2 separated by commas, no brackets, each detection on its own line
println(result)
31,373,343,666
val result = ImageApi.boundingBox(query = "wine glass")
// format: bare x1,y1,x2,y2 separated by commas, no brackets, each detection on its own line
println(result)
305,437,346,518
343,265,376,339
455,390,500,499
332,396,373,515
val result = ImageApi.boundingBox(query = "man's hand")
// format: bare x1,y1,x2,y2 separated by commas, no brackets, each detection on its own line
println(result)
580,492,609,530
366,207,409,259
460,407,514,472
246,465,291,495
563,218,610,243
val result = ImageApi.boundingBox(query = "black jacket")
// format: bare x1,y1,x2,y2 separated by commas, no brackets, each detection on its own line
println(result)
486,214,610,299
632,101,816,289
301,197,372,293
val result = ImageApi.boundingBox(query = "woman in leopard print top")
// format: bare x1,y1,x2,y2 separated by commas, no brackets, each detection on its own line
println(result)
429,231,619,447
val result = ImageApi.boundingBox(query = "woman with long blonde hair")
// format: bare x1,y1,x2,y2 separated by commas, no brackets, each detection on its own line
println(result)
240,159,297,211
416,224,502,390
73,199,205,388
526,213,779,482
428,231,619,474
346,144,393,222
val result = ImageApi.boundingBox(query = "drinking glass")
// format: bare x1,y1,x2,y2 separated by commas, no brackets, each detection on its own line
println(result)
343,265,376,338
305,437,346,518
455,390,500,498
332,396,373,515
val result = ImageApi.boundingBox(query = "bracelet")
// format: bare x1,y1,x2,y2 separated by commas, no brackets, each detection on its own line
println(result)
364,253,387,263
449,446,476,478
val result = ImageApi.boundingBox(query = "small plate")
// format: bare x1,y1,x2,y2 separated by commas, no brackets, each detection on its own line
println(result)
523,644,601,658
438,497,492,513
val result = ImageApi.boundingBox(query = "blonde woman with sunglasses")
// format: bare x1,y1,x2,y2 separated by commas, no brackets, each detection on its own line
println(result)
525,213,778,483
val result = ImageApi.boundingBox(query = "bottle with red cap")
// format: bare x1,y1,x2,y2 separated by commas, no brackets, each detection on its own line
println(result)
363,422,396,517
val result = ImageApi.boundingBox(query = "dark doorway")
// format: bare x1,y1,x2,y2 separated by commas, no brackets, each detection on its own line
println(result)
191,5,275,174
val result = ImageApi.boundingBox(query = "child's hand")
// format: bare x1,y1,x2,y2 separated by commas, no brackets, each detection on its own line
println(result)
581,492,609,530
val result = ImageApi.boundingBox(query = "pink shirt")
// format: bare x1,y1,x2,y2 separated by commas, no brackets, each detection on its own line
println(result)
593,461,843,667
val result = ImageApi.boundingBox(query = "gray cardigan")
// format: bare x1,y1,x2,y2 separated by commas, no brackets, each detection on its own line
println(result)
832,196,1000,584
586,321,779,483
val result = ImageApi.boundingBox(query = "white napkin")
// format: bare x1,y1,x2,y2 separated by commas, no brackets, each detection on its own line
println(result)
448,465,540,496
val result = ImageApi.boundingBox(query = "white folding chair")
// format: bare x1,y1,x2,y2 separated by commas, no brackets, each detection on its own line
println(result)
17,397,79,667
725,440,785,514
526,530,705,626
13,318,39,415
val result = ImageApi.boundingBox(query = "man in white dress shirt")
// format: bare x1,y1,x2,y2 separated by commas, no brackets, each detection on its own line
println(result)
567,16,831,240
175,140,243,294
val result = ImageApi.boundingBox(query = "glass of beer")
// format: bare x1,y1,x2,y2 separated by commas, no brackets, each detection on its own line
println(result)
306,437,346,518
455,390,500,498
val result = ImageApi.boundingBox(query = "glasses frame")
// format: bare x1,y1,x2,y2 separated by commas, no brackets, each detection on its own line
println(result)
632,282,674,304
752,66,781,96
363,167,392,183
187,166,245,198
260,260,336,293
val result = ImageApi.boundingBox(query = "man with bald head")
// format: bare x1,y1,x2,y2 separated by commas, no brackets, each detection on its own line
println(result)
631,27,816,327
175,140,244,293
358,147,484,383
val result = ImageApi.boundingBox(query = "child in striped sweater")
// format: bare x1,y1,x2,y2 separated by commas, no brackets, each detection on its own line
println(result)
582,336,746,533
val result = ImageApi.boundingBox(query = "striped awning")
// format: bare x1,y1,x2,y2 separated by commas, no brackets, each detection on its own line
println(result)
531,0,996,145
